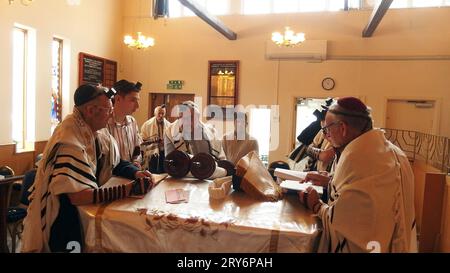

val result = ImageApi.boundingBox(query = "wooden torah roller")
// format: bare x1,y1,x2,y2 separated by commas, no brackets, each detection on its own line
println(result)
164,150,191,178
190,153,235,180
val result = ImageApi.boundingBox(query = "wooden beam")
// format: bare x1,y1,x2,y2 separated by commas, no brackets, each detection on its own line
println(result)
362,0,393,37
178,0,237,40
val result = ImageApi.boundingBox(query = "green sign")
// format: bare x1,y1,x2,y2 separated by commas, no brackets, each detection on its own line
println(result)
167,80,183,90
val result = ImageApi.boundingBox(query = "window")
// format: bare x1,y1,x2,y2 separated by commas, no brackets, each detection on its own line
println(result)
12,25,36,152
51,38,63,134
243,0,271,14
168,0,230,18
243,0,349,14
294,98,328,146
373,0,450,9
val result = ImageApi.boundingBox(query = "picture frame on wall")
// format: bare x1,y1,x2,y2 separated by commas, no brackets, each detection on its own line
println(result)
207,60,239,120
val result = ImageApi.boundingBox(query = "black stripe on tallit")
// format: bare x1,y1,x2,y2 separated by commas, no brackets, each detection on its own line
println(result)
334,238,347,253
54,163,97,184
42,190,51,200
40,206,47,219
330,205,335,224
56,154,91,168
51,173,96,189
339,238,347,252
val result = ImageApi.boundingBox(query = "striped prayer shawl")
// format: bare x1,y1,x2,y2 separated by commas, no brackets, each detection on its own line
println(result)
164,119,224,159
106,115,142,164
140,116,170,170
21,109,120,252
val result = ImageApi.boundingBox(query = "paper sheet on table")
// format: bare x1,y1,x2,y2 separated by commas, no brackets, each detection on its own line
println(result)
280,180,323,195
274,168,307,181
165,189,190,204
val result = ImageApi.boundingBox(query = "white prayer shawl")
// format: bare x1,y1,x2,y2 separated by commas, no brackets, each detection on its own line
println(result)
317,129,417,253
164,119,224,159
21,109,120,252
222,132,259,165
140,117,170,169
106,115,142,164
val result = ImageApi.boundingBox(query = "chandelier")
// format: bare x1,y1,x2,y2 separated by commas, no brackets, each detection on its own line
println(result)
271,27,305,47
123,32,155,49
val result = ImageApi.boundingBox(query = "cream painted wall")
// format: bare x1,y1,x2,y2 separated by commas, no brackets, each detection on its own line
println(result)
0,0,124,143
122,3,450,162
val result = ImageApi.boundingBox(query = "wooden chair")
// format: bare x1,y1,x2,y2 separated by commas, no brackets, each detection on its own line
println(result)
268,160,290,180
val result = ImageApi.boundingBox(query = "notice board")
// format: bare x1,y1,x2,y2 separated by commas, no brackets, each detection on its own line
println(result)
78,52,117,88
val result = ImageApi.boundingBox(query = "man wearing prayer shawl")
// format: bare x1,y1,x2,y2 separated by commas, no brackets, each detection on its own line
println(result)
164,101,224,160
141,104,171,173
299,97,417,253
21,84,152,253
106,79,143,167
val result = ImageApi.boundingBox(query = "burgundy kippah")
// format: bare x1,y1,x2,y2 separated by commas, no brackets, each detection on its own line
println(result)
337,97,367,113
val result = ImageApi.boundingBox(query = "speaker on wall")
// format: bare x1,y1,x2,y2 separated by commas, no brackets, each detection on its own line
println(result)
153,0,169,19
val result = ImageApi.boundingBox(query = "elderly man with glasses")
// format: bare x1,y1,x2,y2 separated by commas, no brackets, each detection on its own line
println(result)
21,84,153,253
299,97,417,253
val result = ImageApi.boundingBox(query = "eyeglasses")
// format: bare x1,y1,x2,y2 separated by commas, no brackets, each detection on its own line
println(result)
321,121,341,135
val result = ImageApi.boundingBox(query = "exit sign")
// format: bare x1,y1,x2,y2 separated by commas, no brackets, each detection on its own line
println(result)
167,80,184,90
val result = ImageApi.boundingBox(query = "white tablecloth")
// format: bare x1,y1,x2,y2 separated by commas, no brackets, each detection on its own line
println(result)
78,175,321,253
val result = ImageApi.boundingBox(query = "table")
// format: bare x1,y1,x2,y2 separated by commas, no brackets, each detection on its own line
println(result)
78,175,321,253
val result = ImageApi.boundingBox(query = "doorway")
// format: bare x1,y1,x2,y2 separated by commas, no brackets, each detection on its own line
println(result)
148,93,195,123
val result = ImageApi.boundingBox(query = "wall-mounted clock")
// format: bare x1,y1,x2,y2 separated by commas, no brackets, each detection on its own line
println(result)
322,77,335,91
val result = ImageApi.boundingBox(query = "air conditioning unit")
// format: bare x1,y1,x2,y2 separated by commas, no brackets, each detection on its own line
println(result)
265,40,327,61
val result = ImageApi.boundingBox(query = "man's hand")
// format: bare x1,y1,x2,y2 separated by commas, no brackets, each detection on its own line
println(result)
298,187,322,214
318,148,335,164
304,171,330,187
132,161,142,169
134,170,152,180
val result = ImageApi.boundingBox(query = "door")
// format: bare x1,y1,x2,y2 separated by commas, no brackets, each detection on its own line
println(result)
385,99,436,134
148,93,195,123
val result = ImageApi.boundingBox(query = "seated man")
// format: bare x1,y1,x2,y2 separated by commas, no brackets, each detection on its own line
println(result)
299,97,417,253
141,104,171,173
222,111,259,165
106,79,143,167
21,84,152,253
164,101,223,159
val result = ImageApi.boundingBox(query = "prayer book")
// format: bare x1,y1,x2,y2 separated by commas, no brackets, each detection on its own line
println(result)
280,180,323,195
274,168,307,181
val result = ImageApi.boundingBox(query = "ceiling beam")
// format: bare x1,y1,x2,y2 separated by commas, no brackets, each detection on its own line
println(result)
362,0,393,37
177,0,237,40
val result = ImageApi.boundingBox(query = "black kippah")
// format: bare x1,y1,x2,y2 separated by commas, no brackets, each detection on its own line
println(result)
74,84,112,106
113,79,142,93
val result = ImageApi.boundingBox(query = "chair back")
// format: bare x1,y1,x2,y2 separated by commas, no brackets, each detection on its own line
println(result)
268,161,290,180
0,175,24,253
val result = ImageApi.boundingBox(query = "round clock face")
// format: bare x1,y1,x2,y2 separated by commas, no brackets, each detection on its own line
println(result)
322,77,335,90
